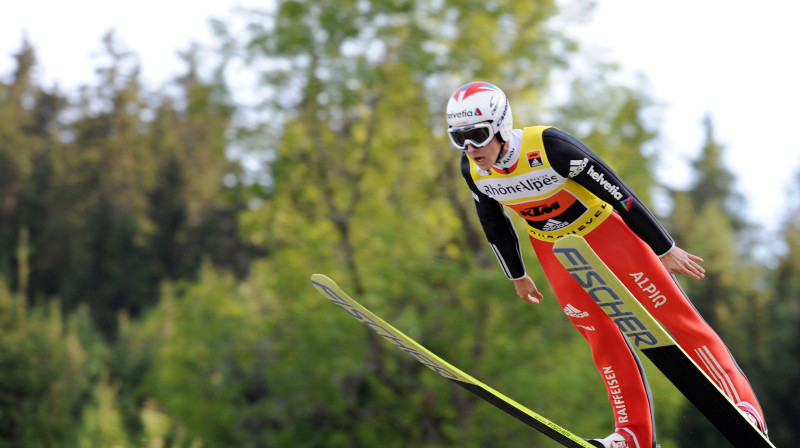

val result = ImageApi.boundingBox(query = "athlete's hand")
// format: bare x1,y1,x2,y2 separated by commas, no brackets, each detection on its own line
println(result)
660,246,705,280
513,275,544,304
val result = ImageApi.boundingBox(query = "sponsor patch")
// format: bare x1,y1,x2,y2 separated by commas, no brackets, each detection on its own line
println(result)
629,272,667,308
569,158,588,177
479,173,561,198
603,366,629,424
519,201,561,219
564,304,589,318
447,108,483,121
542,219,570,232
527,150,543,168
586,165,624,200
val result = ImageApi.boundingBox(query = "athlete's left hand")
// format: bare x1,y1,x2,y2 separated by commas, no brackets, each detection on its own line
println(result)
660,246,705,279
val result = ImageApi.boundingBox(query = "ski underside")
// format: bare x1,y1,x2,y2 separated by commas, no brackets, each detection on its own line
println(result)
310,273,595,448
552,234,774,448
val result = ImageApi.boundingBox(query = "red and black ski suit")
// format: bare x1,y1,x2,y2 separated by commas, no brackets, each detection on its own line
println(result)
460,126,766,448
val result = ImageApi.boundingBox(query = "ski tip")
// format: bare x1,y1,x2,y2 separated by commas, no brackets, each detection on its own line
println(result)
310,273,336,286
557,234,585,244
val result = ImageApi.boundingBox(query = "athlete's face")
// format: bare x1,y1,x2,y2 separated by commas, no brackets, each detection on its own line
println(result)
465,137,502,170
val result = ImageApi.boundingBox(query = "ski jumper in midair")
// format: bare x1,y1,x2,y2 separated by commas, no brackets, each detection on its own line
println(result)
447,82,767,448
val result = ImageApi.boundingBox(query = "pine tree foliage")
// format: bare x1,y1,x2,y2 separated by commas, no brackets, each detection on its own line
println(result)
667,115,791,445
757,172,800,446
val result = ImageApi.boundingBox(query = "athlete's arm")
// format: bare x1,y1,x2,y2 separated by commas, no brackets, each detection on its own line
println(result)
460,153,527,279
460,154,544,302
542,128,675,256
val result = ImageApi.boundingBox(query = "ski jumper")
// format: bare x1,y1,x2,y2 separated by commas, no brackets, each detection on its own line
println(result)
460,126,766,447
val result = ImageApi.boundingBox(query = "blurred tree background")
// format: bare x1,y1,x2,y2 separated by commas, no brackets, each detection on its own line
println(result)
0,0,797,447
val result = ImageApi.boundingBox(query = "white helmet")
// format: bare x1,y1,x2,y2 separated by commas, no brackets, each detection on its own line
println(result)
446,81,513,149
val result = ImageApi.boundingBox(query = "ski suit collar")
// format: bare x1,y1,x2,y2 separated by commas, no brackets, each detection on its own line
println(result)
494,129,523,170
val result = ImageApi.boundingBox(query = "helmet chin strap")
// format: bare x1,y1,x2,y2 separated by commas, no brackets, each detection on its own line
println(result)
494,139,507,164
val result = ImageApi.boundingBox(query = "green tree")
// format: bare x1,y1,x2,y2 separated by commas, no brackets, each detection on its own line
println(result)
0,284,108,447
759,169,800,446
0,33,259,337
125,264,273,447
0,38,60,297
77,375,132,448
667,116,753,326
553,73,659,199
667,116,771,446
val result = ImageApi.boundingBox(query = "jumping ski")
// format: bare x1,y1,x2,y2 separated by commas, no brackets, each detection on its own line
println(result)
552,235,774,448
310,273,595,448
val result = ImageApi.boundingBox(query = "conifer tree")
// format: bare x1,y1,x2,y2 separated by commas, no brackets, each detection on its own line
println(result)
758,170,800,446
669,115,771,446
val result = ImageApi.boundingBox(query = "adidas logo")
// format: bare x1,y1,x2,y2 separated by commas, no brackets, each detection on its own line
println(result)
568,158,588,178
564,304,589,318
542,219,569,231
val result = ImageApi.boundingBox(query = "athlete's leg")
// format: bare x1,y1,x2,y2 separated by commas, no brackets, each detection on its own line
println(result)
533,237,656,448
585,213,767,433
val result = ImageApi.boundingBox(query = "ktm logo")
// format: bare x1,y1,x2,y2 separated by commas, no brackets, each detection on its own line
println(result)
520,202,560,218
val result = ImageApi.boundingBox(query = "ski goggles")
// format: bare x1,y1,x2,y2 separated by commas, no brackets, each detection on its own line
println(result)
447,122,495,150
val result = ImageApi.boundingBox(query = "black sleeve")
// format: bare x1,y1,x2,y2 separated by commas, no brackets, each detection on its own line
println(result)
460,153,527,279
542,128,675,256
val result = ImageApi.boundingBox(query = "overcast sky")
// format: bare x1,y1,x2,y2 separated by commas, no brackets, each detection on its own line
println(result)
2,0,798,246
